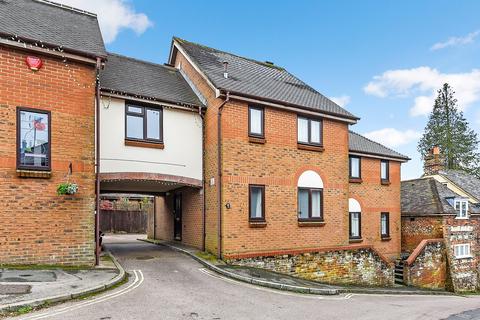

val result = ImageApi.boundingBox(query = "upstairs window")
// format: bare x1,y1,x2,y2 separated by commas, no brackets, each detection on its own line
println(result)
17,107,51,171
298,170,324,221
249,185,265,221
381,160,390,182
248,106,264,138
381,212,390,238
349,156,361,179
297,117,322,146
125,104,163,143
454,244,471,259
454,199,469,219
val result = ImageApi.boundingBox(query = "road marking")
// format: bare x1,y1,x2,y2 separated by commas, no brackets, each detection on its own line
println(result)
198,268,352,300
19,270,144,320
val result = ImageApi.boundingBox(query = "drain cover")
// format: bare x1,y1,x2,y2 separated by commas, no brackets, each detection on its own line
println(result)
136,256,154,260
0,284,31,294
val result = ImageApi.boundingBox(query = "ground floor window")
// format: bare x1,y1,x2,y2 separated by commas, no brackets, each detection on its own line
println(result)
17,107,51,171
454,244,471,259
249,185,265,221
298,188,323,221
349,212,361,239
381,212,390,238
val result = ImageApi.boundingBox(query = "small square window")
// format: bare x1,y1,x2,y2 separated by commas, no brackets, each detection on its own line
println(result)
297,116,322,146
125,104,163,143
454,199,469,219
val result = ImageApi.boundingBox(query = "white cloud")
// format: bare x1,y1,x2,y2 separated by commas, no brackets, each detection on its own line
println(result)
329,95,351,107
55,0,153,43
363,67,480,116
431,30,480,51
364,128,421,148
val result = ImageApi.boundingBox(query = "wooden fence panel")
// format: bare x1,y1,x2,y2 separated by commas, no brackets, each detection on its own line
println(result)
100,210,147,233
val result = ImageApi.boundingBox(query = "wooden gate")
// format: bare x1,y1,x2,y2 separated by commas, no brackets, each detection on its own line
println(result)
100,210,148,233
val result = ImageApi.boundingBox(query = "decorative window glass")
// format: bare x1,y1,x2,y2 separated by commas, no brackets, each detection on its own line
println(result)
297,116,322,146
381,160,389,181
249,185,265,221
349,156,361,179
454,244,471,259
248,106,264,137
349,212,361,239
125,104,163,143
17,108,51,171
454,199,469,219
381,212,390,238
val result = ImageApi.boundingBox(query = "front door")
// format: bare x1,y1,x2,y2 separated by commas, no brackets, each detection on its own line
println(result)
173,193,182,241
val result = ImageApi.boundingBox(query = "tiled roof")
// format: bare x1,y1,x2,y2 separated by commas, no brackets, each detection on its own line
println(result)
401,178,457,216
348,131,410,161
438,170,480,202
173,37,358,120
0,0,106,58
100,53,202,107
402,177,480,216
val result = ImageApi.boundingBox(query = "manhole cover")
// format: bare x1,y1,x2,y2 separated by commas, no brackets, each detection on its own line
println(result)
136,256,154,260
0,284,31,294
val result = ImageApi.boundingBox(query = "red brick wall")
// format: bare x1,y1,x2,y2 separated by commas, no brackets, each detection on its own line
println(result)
349,158,402,260
401,216,444,254
0,46,96,265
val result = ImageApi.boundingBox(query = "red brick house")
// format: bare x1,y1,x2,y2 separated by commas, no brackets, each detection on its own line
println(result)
401,148,480,292
1,1,411,287
164,38,409,285
0,0,106,265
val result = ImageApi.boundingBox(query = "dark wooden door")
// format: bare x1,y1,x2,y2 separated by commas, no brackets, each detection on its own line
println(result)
173,193,182,241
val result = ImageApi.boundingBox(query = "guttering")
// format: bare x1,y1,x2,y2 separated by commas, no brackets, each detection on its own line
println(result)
217,92,230,258
95,57,102,266
0,33,104,64
222,92,359,124
348,151,410,163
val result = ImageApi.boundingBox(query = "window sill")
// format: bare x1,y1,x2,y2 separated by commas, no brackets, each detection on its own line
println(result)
455,255,473,260
249,136,266,144
249,221,267,228
455,217,469,220
298,220,325,227
16,170,51,179
349,178,363,184
381,180,391,186
125,139,164,149
349,238,363,243
297,143,324,152
381,236,391,241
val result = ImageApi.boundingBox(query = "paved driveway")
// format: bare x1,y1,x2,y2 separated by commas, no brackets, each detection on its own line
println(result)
13,234,480,320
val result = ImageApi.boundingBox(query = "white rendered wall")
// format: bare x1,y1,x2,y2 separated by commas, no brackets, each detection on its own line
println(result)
99,97,203,181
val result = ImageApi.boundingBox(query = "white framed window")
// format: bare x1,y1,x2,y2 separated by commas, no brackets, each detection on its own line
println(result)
454,198,469,219
454,243,471,259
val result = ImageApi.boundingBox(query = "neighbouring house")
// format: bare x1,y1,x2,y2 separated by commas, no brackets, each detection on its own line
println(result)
166,37,409,286
0,0,106,266
0,0,411,287
401,147,480,292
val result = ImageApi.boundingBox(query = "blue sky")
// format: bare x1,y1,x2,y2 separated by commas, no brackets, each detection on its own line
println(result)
62,0,480,179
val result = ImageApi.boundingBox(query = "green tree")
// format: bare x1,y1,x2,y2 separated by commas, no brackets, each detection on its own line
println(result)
418,83,480,177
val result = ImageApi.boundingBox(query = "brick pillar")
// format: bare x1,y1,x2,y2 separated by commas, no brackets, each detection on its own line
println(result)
424,146,445,175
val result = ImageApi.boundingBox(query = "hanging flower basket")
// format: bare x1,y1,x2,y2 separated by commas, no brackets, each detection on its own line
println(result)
57,182,78,195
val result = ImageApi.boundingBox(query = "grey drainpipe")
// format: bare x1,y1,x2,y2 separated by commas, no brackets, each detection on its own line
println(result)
217,92,230,259
95,57,102,266
199,107,206,252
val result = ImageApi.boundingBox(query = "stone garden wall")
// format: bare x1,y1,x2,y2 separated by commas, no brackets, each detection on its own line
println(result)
226,247,394,286
404,239,446,289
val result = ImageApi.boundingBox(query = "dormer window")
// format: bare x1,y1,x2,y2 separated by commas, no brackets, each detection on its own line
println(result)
454,198,469,219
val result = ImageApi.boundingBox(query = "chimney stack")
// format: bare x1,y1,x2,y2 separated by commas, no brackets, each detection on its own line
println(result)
424,145,445,175
223,61,229,79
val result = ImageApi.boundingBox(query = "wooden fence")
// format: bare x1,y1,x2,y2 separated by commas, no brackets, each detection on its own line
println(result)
100,210,148,234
